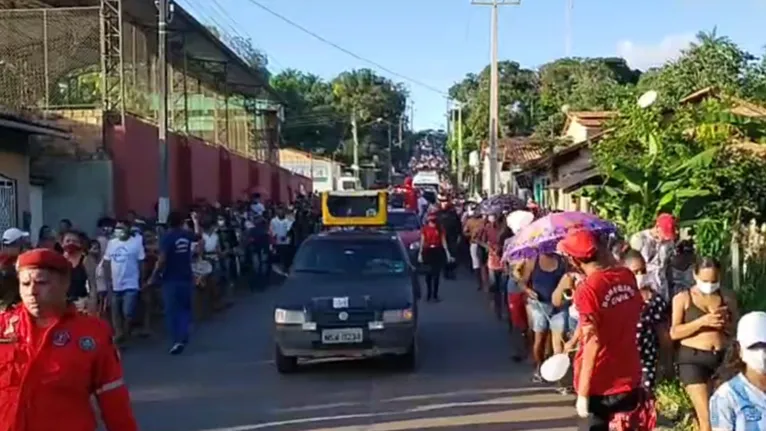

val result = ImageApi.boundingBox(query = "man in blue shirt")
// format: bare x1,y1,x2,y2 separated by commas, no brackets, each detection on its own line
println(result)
150,211,201,355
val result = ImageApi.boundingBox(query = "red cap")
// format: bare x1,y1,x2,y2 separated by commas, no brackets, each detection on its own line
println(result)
16,248,70,273
655,213,677,241
557,230,598,260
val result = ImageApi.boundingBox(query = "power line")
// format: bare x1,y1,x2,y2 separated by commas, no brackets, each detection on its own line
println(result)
241,0,449,97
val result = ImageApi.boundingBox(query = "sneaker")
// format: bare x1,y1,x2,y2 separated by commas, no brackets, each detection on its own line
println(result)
169,343,185,355
531,372,544,383
557,386,573,395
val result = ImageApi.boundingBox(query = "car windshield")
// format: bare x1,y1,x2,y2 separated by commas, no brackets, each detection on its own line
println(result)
387,212,420,231
292,239,406,275
326,195,379,217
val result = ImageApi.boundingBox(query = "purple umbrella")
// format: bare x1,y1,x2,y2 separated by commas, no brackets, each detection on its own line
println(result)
502,211,617,262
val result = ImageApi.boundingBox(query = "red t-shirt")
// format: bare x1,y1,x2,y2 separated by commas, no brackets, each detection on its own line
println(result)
573,266,643,396
421,224,442,248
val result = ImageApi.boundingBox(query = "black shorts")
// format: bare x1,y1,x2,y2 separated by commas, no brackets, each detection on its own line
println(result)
579,388,641,431
676,345,724,386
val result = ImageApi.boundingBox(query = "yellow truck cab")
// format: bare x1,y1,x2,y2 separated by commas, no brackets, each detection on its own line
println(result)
320,190,388,227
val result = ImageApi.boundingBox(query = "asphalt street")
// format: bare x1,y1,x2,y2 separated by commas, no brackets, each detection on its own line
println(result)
121,273,577,431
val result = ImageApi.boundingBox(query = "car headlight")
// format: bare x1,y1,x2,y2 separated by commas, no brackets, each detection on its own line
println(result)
274,308,306,324
409,241,420,250
382,308,414,323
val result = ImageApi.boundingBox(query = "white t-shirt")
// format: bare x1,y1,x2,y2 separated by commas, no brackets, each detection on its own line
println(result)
251,202,265,216
202,232,219,259
270,217,293,245
104,236,145,292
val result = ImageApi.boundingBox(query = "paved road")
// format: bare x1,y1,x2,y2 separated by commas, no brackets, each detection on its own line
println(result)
122,274,577,431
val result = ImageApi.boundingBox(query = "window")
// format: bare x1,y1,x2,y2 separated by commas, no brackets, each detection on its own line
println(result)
386,211,420,231
293,240,406,275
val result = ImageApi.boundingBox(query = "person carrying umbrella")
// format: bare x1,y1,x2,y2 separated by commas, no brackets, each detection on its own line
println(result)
557,230,655,431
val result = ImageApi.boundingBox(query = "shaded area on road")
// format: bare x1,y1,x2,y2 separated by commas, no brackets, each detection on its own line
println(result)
122,273,576,431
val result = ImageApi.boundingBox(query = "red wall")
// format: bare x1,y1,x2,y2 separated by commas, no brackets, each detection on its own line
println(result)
109,114,303,217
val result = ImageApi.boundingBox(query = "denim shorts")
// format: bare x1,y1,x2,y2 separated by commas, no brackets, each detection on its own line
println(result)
112,289,140,320
526,300,569,333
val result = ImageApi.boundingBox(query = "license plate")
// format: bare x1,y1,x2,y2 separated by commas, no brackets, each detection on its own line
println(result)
332,297,349,309
321,328,363,344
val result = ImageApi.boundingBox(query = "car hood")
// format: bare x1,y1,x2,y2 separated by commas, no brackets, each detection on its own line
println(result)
277,273,412,309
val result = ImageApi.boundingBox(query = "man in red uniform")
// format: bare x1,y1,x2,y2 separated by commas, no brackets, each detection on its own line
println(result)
557,230,653,431
402,176,418,212
0,248,138,431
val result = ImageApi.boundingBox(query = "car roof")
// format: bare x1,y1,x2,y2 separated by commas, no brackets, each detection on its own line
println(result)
312,229,400,242
387,208,416,214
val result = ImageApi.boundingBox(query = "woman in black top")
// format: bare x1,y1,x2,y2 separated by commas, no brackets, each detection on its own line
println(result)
61,231,98,313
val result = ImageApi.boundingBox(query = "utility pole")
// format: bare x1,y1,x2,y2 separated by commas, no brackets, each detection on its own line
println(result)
456,103,464,187
471,0,520,195
351,110,359,179
387,122,393,185
156,0,173,223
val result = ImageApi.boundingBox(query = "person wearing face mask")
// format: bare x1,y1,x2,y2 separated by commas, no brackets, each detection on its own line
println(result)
103,221,146,344
557,230,653,431
61,231,99,315
670,257,739,431
709,311,766,431
622,250,671,391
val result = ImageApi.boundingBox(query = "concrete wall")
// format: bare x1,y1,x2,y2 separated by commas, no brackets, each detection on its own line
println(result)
41,159,113,235
0,149,30,230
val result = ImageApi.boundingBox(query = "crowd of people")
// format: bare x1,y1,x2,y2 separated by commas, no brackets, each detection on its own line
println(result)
420,195,765,431
0,192,323,429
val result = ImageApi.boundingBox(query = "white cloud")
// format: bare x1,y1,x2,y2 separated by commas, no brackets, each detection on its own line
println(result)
616,33,696,70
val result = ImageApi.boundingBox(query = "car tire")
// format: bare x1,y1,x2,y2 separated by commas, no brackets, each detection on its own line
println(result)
275,345,298,374
396,340,418,371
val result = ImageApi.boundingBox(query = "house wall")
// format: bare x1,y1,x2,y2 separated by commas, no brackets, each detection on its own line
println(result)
279,149,341,192
565,121,590,144
108,114,299,217
564,120,602,144
551,148,595,213
40,159,113,234
0,149,30,231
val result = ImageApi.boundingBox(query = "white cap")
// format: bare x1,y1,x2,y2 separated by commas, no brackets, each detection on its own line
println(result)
2,228,29,245
737,311,766,349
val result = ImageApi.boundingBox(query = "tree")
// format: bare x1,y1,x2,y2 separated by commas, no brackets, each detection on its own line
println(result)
270,69,342,155
271,68,410,170
637,29,763,102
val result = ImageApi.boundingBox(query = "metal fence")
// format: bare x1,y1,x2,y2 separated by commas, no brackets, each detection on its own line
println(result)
0,5,277,161
0,7,101,109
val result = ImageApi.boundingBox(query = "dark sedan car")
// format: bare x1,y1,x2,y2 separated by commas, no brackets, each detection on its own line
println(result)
273,230,420,373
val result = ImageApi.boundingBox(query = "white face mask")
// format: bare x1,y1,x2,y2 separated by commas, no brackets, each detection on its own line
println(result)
635,274,646,287
217,220,225,227
488,215,497,223
244,221,255,229
697,281,720,294
741,347,766,374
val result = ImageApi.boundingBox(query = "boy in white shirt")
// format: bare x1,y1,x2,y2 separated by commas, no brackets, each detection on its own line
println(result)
269,207,293,275
103,220,146,343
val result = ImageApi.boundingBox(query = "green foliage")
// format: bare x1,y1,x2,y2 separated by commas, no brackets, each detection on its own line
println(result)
655,379,696,431
576,31,766,240
270,68,410,169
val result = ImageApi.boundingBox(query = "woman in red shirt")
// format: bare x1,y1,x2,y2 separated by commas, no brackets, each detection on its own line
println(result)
418,212,453,302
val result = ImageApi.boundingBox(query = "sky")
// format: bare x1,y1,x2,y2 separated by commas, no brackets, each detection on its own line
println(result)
178,0,766,131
